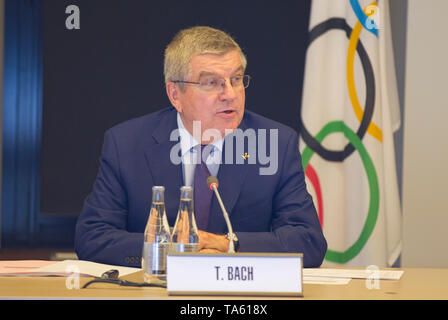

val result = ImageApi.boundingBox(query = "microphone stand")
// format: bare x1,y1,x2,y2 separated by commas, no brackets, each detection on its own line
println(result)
210,183,237,254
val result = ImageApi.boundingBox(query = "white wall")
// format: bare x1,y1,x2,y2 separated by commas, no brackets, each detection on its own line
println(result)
402,0,448,267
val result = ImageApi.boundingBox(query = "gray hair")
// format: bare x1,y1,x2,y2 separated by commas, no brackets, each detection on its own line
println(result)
164,26,247,85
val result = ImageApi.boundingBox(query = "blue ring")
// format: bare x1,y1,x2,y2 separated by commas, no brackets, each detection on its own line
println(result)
350,0,379,37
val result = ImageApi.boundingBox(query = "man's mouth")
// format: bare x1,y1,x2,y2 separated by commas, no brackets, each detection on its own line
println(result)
219,109,236,115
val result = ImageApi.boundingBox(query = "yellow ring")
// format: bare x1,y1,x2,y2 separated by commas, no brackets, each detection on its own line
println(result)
346,1,382,142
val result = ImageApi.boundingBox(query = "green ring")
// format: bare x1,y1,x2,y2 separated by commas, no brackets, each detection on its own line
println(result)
302,121,379,264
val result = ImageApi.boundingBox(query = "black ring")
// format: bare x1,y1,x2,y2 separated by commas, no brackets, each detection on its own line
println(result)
299,18,376,162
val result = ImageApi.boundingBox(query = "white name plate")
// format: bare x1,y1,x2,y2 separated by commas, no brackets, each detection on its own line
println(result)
167,252,303,296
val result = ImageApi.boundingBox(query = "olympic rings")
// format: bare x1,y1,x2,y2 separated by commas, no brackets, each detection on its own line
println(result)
300,2,384,264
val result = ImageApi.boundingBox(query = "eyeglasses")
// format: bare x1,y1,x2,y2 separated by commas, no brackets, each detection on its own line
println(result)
171,75,251,93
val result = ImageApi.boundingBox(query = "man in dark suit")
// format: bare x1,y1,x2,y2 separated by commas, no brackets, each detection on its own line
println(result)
75,26,327,268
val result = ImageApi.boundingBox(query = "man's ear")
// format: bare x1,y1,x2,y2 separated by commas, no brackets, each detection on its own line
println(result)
166,82,183,113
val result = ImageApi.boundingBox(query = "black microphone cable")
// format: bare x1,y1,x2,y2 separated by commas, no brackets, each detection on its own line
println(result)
81,269,167,289
82,278,167,289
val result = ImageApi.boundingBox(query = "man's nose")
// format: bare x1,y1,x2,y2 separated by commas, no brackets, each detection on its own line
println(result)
219,79,237,100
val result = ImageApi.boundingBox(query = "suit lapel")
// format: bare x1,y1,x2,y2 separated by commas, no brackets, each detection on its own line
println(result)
207,119,250,234
144,109,183,222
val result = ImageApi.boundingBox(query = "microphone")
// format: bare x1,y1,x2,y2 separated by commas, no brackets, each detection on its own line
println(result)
206,176,237,253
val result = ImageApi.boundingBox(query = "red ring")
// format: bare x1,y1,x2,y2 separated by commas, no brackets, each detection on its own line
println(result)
305,163,323,228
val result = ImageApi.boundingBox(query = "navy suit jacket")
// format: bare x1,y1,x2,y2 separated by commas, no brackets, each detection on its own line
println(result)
74,107,327,267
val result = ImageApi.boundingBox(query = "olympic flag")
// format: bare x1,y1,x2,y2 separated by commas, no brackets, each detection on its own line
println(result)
299,0,402,267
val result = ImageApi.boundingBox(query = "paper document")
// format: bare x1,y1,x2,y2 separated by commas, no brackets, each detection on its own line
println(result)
303,268,404,280
33,260,141,278
0,260,141,278
303,276,351,285
0,260,56,276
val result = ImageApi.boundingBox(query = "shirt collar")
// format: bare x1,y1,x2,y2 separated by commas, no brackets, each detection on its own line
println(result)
176,112,224,156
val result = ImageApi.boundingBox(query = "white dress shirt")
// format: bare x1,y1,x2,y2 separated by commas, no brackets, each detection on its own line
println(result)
177,113,223,186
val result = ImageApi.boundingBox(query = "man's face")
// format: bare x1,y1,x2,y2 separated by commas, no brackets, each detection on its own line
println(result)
169,50,246,144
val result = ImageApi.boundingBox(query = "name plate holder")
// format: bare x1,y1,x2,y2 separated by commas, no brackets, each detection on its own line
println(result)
167,252,303,297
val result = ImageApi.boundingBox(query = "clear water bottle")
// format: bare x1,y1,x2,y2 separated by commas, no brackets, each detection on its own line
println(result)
171,186,199,253
142,186,170,283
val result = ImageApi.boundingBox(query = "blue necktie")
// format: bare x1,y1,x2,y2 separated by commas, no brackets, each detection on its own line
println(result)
194,145,213,230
